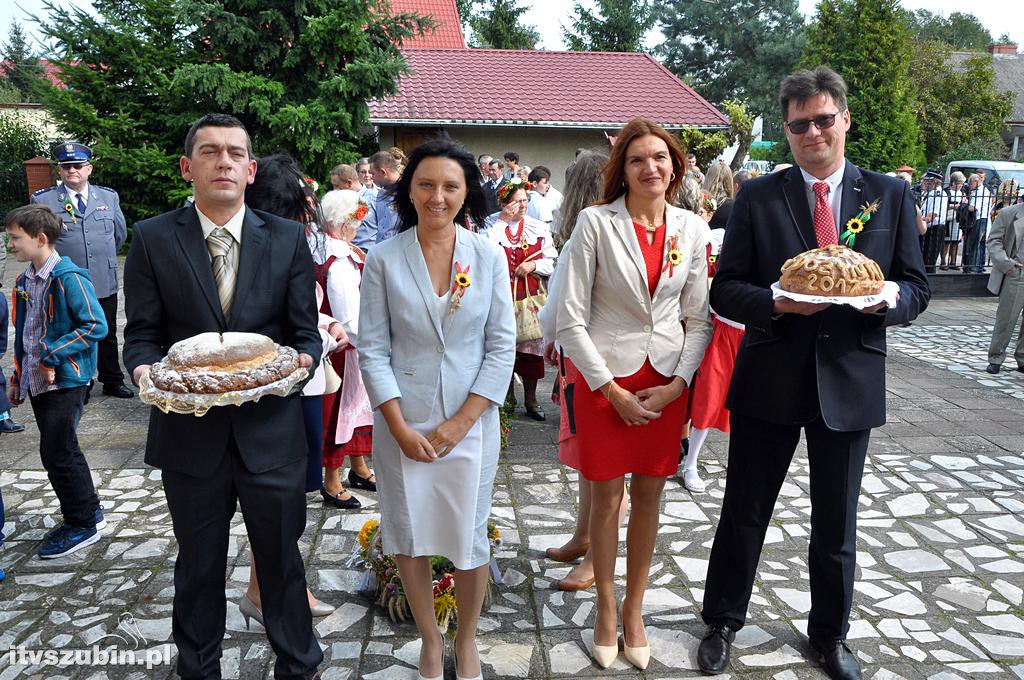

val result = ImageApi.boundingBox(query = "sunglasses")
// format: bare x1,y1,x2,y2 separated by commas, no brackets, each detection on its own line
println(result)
61,163,90,170
785,111,843,135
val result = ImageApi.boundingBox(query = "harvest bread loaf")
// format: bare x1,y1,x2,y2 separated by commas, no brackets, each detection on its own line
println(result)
779,244,884,297
150,332,299,394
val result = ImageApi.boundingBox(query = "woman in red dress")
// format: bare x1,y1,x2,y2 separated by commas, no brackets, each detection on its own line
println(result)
557,119,713,670
486,179,558,420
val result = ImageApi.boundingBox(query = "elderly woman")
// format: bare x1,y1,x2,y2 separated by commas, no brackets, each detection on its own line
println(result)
486,177,558,420
318,189,377,510
557,118,713,670
942,171,967,270
358,139,515,680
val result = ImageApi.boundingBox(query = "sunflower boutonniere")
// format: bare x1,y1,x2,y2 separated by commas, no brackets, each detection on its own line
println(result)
62,196,77,224
449,261,471,314
16,287,30,303
662,235,683,277
841,199,881,247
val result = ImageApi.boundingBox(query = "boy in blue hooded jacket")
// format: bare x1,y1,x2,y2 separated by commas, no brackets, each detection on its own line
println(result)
6,204,108,559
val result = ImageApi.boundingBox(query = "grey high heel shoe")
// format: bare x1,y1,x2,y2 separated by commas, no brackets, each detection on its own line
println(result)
239,594,264,629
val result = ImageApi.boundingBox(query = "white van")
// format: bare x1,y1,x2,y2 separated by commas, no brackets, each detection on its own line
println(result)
944,160,1024,193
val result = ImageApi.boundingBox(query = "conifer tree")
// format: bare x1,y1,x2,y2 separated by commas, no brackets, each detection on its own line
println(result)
802,0,924,170
562,0,654,53
1,20,44,101
469,0,538,49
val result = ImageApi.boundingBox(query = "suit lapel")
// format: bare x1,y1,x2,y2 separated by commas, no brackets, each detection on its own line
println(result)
607,196,649,292
229,208,268,328
174,207,226,328
781,166,814,250
650,208,681,301
840,161,865,250
441,229,473,339
83,188,98,219
404,232,444,341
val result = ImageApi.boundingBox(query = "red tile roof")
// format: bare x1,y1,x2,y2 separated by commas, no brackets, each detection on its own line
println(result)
390,0,466,49
1,58,67,88
370,49,729,129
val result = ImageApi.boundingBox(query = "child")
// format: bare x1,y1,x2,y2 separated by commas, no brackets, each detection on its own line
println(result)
6,204,108,559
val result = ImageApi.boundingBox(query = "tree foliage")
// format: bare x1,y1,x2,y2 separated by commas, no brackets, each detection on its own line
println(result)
904,10,992,51
802,0,924,171
0,115,48,216
1,20,45,102
679,128,729,170
562,0,654,53
658,0,805,131
935,134,1008,171
35,0,430,224
721,99,755,171
469,0,538,49
454,0,475,32
908,40,1013,164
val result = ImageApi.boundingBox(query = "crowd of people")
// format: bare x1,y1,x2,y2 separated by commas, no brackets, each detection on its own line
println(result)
10,62,1023,680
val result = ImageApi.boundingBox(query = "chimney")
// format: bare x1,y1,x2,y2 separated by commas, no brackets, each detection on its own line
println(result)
989,42,1018,56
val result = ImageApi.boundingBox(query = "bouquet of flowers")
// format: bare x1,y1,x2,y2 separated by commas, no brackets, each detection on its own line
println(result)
352,518,503,631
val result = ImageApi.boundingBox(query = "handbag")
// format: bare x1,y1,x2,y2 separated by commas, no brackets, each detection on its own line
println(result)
512,270,546,344
322,356,341,394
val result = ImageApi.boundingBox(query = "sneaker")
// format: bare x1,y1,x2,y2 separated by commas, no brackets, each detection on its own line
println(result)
38,525,99,559
44,507,106,539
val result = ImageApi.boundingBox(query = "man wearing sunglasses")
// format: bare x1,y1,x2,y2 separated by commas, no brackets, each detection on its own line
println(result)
31,142,131,400
698,67,930,680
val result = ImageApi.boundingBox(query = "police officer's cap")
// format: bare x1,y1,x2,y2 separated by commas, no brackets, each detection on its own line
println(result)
53,141,94,166
922,169,943,182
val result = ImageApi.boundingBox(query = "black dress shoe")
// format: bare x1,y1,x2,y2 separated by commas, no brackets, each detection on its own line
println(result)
102,383,134,398
1017,366,1024,374
814,640,862,680
525,406,546,421
697,623,735,674
0,420,25,434
986,363,1001,374
320,486,361,509
347,468,377,492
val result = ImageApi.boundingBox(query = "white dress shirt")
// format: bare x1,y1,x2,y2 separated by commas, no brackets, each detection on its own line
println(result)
196,204,245,276
800,163,845,240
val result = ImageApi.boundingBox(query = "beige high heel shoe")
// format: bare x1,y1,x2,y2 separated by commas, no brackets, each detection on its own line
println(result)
621,601,651,670
590,612,619,669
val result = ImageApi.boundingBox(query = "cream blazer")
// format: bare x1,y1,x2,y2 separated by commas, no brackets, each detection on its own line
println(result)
556,195,713,391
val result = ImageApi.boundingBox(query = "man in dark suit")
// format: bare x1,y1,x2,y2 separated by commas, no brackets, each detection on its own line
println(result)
697,67,930,680
123,114,323,680
482,159,508,215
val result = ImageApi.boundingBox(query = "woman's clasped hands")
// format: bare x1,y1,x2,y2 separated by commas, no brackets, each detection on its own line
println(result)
395,414,475,463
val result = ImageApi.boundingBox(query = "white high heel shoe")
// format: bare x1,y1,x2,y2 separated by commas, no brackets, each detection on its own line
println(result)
417,632,446,680
621,600,650,670
453,643,484,680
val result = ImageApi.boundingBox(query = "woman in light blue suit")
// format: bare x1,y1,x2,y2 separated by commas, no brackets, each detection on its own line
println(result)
358,139,515,680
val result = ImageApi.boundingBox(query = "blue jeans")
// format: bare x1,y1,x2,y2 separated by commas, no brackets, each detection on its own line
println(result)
30,386,98,529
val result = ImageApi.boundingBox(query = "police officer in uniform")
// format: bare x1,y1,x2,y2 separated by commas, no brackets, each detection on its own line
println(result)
31,142,132,398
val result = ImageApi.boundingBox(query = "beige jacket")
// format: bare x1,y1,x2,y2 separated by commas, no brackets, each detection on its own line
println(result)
987,202,1024,295
556,195,713,391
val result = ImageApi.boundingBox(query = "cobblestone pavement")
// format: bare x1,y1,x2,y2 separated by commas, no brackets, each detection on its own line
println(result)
1,290,1023,679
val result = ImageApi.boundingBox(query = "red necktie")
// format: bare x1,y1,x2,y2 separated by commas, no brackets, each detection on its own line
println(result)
813,181,838,247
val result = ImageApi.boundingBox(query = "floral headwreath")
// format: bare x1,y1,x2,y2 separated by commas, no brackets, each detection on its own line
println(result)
497,177,533,204
349,198,369,222
701,192,718,215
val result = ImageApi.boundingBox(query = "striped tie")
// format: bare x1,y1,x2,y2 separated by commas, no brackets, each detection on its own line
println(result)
206,228,235,318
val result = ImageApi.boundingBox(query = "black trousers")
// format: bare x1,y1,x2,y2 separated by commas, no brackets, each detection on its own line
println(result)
162,437,322,679
97,293,125,386
30,386,98,528
921,225,945,272
701,411,869,646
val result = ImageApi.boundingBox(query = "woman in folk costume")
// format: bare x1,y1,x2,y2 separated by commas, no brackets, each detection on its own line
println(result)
318,189,376,509
487,177,558,421
680,192,745,493
557,119,713,670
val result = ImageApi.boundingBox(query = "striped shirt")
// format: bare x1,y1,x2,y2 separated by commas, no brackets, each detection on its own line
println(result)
19,251,61,398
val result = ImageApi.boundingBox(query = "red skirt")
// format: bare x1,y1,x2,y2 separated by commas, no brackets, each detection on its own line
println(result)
690,319,744,433
557,357,581,471
575,359,689,481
